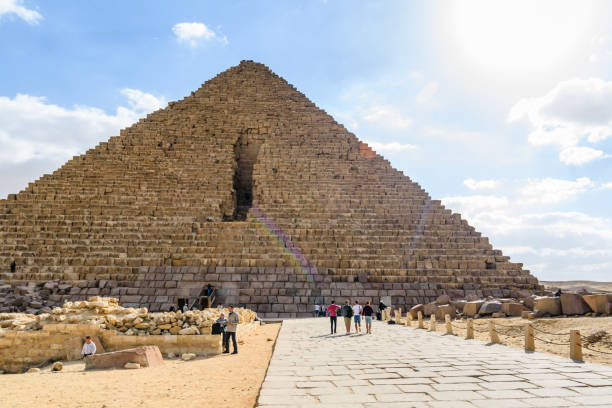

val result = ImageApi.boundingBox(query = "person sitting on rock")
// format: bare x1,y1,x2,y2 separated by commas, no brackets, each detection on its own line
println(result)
555,288,563,297
81,336,97,359
225,306,240,354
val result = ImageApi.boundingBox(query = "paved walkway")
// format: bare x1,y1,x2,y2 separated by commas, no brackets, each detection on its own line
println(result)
257,318,612,407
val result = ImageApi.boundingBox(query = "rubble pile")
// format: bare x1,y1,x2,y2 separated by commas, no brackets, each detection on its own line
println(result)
0,297,257,335
0,280,74,314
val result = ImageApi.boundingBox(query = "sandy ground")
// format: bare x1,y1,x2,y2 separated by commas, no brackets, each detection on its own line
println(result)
542,280,612,292
422,316,612,365
0,323,280,408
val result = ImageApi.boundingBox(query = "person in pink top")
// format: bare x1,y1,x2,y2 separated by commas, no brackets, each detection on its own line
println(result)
327,300,341,334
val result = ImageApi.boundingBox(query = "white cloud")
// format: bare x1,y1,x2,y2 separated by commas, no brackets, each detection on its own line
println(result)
0,90,166,165
518,177,594,205
0,0,42,24
602,182,612,190
463,178,499,190
362,105,412,129
559,146,605,166
172,22,226,47
509,78,612,165
363,140,417,154
415,81,438,104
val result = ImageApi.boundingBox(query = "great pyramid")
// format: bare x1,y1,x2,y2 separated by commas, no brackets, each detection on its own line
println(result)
0,61,540,316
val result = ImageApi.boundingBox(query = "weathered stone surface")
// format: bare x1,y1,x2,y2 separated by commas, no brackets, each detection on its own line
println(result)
124,362,140,369
491,312,506,318
501,302,527,317
26,367,40,373
582,295,612,314
560,293,592,315
52,361,63,372
408,304,424,319
181,353,196,361
534,297,561,316
434,304,455,320
478,301,502,315
85,346,163,370
435,294,451,305
463,301,484,316
423,303,438,316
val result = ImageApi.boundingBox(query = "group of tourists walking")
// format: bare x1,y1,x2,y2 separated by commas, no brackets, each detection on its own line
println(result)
325,300,375,335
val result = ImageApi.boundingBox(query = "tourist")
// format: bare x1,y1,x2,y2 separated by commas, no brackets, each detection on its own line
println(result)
352,300,362,333
555,288,563,297
321,304,326,317
327,300,340,334
81,336,97,359
10,260,16,273
206,284,214,297
314,304,320,317
363,301,374,334
225,305,240,354
169,306,175,312
378,300,387,320
341,300,353,334
216,313,228,349
182,302,189,313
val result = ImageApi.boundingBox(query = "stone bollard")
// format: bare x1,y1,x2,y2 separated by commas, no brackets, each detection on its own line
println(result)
489,320,500,344
429,315,436,332
417,311,424,329
525,323,535,352
466,319,474,339
570,330,583,361
445,315,454,335
404,312,411,326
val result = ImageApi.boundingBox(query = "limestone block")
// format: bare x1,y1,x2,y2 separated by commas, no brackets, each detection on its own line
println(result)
434,305,455,320
85,346,163,370
501,303,527,317
124,362,140,369
491,312,506,318
463,301,484,316
423,303,438,316
435,294,451,305
560,293,592,315
409,304,424,319
478,301,502,315
582,295,612,314
181,353,196,361
534,297,561,316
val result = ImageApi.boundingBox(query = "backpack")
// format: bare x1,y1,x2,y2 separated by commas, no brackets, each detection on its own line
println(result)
342,305,353,318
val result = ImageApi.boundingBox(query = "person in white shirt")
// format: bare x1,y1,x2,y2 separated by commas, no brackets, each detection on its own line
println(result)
352,301,362,333
81,336,97,359
314,304,320,317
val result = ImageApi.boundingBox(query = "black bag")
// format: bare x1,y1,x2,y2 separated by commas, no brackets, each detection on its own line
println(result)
376,311,382,320
211,322,223,335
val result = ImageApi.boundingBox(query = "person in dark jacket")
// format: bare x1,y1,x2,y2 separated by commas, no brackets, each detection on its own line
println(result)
341,300,353,334
363,301,374,334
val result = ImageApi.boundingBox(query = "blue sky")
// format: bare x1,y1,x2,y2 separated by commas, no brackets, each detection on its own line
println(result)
1,0,612,281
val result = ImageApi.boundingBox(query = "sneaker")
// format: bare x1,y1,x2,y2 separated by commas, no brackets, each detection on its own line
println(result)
231,351,238,354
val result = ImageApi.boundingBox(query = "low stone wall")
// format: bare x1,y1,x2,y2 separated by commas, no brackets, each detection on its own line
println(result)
0,322,260,373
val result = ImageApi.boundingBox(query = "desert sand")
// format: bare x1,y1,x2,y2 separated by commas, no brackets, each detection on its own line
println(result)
427,316,612,365
542,280,612,293
0,323,280,408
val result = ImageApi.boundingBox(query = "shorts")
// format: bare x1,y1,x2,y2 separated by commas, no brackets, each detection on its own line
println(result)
364,316,372,324
344,317,352,325
354,315,361,323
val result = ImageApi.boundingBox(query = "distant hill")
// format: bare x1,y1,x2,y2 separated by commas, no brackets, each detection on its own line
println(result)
541,281,612,293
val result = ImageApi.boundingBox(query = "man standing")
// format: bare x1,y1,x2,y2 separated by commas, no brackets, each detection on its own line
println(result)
341,300,353,334
81,336,97,359
314,304,320,317
363,301,374,334
225,306,240,354
327,300,340,334
352,300,362,333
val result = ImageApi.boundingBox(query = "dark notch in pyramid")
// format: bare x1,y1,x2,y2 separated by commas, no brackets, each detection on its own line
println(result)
0,60,540,317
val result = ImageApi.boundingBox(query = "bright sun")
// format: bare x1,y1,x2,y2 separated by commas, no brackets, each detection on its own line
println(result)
436,0,600,86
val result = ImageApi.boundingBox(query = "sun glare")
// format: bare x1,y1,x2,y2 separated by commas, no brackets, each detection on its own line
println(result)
437,0,599,86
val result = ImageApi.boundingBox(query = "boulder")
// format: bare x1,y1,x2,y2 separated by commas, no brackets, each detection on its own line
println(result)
85,346,163,370
409,304,424,319
560,293,592,315
492,312,506,318
463,301,485,316
534,297,561,316
181,353,196,361
501,303,527,317
26,368,40,373
435,294,451,305
521,311,531,319
450,300,467,313
521,297,536,310
423,303,438,317
478,301,502,315
178,326,200,335
124,362,140,369
52,361,63,372
435,305,456,320
582,295,612,314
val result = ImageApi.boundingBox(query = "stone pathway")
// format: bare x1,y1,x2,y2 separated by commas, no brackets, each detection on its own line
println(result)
257,318,612,407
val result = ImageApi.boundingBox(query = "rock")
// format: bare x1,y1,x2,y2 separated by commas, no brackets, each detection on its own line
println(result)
181,353,196,361
26,367,40,373
86,346,163,370
521,311,531,319
478,301,502,315
435,294,451,305
178,326,200,335
521,296,536,310
124,362,140,369
526,312,536,319
463,301,484,316
491,312,506,318
169,326,181,335
52,361,63,372
450,300,466,313
607,303,612,315
466,294,480,301
408,304,424,319
423,303,438,316
435,304,456,320
534,297,562,316
582,295,612,314
560,293,592,315
501,303,527,317
157,324,172,330
167,352,176,359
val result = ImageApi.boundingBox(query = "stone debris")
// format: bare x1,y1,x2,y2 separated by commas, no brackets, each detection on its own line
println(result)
52,361,63,372
181,353,196,361
124,362,140,369
0,296,257,336
85,346,163,370
26,367,40,373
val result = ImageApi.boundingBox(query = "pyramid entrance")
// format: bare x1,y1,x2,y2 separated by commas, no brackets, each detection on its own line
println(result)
227,133,263,221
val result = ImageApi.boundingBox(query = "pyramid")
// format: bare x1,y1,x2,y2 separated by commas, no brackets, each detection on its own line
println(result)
0,61,540,316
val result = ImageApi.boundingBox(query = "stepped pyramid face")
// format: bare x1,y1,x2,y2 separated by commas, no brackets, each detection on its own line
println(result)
0,61,540,316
